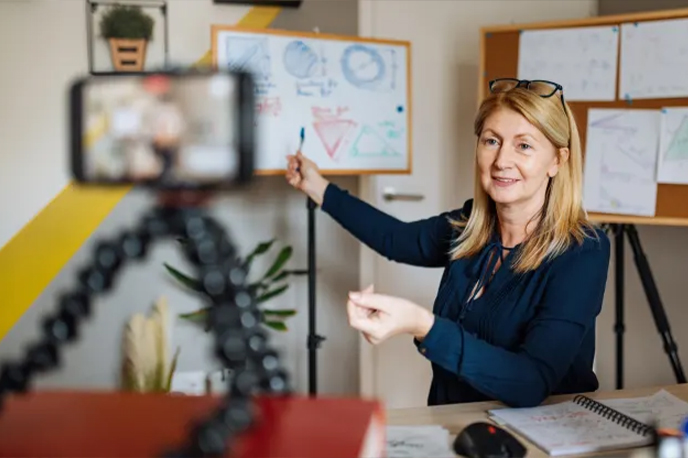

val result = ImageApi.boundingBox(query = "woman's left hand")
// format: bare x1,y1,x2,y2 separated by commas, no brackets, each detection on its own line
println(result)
346,287,435,345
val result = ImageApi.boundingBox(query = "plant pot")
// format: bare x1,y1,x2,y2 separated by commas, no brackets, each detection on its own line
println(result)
108,38,147,72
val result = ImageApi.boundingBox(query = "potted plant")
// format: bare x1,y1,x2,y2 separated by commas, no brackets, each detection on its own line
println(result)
164,238,308,332
99,5,154,72
120,296,180,393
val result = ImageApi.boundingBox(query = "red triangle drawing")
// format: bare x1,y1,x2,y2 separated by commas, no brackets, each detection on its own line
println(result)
313,120,356,161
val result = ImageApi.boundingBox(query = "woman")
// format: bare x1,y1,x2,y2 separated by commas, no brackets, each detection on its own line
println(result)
285,78,610,408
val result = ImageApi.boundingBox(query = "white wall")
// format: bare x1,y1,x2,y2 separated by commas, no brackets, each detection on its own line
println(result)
0,0,361,397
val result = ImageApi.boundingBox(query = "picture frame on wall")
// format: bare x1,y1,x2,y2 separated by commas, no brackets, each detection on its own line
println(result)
213,0,303,7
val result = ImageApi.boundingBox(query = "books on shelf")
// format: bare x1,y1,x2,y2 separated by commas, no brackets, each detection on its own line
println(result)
488,389,688,456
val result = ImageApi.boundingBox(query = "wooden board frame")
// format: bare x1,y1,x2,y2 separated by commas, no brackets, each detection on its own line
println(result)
479,7,688,227
211,24,413,176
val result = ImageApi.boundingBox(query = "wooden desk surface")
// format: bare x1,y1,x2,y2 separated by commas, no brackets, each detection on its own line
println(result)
384,383,688,458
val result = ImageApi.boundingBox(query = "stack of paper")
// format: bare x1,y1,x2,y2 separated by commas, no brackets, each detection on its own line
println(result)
385,425,454,458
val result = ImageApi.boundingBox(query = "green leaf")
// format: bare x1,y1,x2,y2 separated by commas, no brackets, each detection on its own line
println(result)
165,346,181,392
178,308,209,323
257,284,289,303
262,309,297,317
243,239,276,270
262,246,293,280
264,321,288,331
164,263,203,293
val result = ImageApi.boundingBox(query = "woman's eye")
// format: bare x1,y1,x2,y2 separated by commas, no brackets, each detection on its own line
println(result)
484,138,498,146
519,143,532,151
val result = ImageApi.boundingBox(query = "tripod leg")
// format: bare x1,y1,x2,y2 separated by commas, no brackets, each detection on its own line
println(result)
625,224,687,384
614,224,625,389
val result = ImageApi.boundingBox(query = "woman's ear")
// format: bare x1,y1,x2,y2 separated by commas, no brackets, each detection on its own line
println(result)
548,147,570,178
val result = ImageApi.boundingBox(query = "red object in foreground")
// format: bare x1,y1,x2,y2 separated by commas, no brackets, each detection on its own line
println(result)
0,390,385,458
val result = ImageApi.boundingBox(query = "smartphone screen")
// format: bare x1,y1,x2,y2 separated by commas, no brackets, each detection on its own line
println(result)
71,71,254,188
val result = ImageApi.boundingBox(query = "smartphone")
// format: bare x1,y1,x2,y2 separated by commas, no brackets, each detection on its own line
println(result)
69,69,255,189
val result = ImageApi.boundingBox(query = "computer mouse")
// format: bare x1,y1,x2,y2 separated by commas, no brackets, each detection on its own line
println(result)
453,421,527,458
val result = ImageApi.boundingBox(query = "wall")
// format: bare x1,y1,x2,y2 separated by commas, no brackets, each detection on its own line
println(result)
0,0,361,397
593,0,688,391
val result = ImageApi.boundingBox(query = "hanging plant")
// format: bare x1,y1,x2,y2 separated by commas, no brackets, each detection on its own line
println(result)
99,5,155,72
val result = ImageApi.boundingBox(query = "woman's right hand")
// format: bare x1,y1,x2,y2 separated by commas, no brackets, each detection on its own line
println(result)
285,150,330,206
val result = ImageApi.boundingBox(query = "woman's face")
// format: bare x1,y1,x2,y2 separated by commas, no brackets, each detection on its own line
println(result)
476,107,565,212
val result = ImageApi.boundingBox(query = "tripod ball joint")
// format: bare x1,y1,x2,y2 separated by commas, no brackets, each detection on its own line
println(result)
0,205,292,457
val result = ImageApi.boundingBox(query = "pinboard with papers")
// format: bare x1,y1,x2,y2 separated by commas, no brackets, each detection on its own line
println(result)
479,8,688,226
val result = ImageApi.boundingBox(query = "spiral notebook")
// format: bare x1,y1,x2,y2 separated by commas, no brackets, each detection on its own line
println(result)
488,390,688,456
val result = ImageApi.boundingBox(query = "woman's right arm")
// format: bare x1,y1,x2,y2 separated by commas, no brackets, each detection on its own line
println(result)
285,152,464,267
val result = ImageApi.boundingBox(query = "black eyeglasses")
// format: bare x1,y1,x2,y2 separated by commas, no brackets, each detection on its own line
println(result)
489,78,566,112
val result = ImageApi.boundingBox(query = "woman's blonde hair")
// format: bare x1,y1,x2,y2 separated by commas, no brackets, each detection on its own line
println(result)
450,87,594,273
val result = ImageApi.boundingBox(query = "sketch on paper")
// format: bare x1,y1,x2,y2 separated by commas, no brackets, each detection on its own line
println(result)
222,36,275,95
517,25,619,101
656,107,688,184
620,18,688,99
311,106,357,162
341,44,398,92
582,108,660,217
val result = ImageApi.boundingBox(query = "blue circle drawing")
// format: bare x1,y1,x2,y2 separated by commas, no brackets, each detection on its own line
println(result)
341,44,386,90
397,105,404,113
283,40,319,79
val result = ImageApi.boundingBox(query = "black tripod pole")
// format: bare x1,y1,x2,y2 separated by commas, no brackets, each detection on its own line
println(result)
613,224,625,389
306,197,325,396
625,224,687,384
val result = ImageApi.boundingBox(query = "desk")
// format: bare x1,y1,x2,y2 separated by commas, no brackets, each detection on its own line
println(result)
385,383,688,458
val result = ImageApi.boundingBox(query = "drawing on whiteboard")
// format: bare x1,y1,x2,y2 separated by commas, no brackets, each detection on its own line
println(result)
256,97,282,117
283,40,321,79
350,125,401,158
223,36,275,95
296,78,337,97
378,120,405,140
312,106,357,162
341,44,397,92
582,108,659,217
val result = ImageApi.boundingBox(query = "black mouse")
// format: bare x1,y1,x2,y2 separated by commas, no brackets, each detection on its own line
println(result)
453,421,527,458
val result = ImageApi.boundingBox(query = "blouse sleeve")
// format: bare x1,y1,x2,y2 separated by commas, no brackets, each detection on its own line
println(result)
321,183,469,268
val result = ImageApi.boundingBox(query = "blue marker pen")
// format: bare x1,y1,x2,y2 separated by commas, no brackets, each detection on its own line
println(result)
296,127,304,172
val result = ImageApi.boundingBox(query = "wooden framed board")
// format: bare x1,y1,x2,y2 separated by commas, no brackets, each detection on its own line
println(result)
479,8,688,227
211,25,412,176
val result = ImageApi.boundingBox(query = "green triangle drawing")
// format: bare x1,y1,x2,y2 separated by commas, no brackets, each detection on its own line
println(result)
350,125,400,157
665,116,688,162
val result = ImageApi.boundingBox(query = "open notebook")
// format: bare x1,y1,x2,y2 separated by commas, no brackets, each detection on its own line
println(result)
488,390,688,456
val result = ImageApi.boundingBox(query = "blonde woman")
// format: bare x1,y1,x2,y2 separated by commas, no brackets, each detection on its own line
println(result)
285,78,610,408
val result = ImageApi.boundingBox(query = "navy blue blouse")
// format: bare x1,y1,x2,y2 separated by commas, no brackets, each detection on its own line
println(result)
320,183,611,408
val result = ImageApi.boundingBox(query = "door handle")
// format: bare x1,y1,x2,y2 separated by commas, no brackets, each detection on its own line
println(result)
382,187,425,202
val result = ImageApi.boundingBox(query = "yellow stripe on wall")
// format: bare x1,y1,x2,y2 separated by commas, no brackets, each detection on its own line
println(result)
0,6,282,341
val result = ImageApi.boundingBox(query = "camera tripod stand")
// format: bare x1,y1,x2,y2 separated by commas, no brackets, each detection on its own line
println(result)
606,223,686,389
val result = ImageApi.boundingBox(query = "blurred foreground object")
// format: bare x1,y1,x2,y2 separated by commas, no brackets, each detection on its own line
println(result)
0,391,385,458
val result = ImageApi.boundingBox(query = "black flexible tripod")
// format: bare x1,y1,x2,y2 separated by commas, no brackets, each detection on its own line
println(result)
606,223,686,389
0,204,291,457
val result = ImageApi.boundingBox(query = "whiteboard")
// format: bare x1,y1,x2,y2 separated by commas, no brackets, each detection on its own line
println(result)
211,26,412,175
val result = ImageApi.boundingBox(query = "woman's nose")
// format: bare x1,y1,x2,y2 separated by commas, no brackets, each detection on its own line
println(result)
493,146,513,170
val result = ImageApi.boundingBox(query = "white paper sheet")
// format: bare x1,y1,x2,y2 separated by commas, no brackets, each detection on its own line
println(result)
602,390,688,431
582,108,660,217
620,18,688,100
517,25,619,101
385,425,454,458
656,107,688,184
